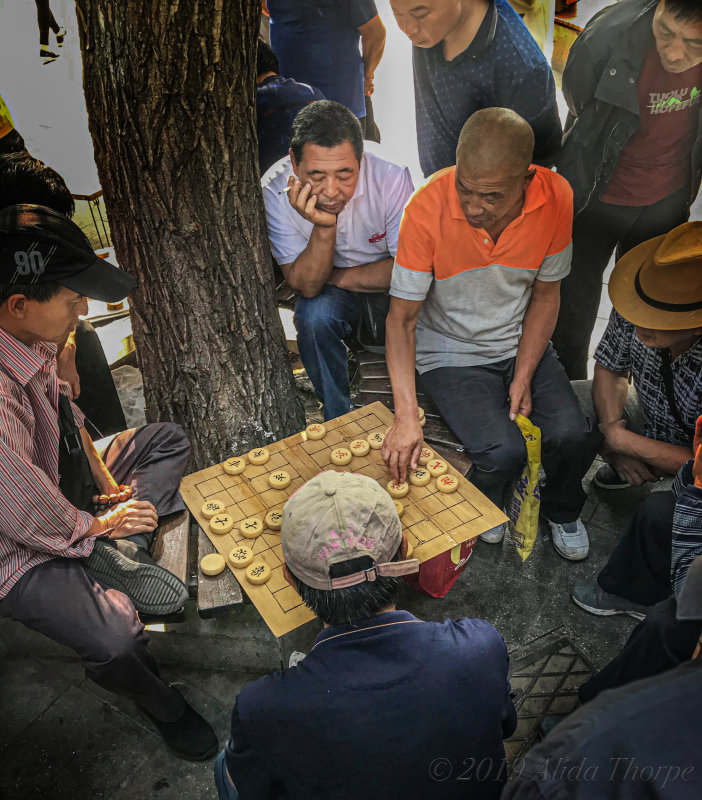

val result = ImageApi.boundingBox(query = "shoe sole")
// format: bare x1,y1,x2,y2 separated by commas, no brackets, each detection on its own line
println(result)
85,544,188,615
41,57,58,64
592,477,631,490
552,541,589,561
571,594,646,621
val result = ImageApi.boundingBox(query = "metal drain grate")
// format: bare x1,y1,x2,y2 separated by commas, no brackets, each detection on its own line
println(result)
505,628,595,765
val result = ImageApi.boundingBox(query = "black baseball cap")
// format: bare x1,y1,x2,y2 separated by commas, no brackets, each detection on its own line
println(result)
0,204,136,302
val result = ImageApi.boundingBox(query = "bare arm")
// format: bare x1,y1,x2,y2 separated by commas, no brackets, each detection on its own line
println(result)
359,14,386,96
593,363,692,481
327,258,394,293
508,279,560,420
382,297,424,482
592,361,630,428
279,178,338,298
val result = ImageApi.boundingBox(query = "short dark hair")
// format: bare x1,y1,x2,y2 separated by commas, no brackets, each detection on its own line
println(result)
290,100,363,164
0,281,62,306
664,0,702,22
0,152,74,217
257,39,279,77
0,128,26,157
290,552,403,626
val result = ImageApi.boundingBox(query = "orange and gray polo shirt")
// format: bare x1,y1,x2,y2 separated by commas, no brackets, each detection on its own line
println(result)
390,165,573,374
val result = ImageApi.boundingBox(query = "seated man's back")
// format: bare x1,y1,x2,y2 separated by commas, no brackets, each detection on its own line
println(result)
228,611,515,799
222,471,516,800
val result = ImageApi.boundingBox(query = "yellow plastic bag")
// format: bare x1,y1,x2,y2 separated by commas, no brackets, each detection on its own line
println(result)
507,414,542,561
0,94,15,140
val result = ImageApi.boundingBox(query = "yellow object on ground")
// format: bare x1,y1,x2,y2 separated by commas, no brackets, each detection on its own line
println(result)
507,414,542,561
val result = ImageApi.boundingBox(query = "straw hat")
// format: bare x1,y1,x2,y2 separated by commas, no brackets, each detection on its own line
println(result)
608,222,702,330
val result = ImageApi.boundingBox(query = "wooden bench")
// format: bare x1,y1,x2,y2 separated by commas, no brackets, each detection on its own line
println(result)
196,525,244,618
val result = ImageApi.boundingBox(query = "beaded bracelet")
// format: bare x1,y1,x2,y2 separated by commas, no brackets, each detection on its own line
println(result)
92,484,132,510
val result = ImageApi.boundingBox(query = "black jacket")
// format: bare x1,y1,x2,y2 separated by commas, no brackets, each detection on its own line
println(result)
555,0,702,216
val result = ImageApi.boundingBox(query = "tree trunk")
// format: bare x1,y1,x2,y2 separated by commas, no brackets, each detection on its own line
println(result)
74,0,305,470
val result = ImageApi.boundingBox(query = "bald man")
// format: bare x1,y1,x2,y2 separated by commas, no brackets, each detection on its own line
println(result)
382,109,600,561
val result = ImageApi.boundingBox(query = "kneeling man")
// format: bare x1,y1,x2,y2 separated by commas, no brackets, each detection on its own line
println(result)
383,108,599,560
262,100,414,420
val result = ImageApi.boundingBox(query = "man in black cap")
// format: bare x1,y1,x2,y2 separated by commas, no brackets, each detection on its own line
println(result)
0,205,218,761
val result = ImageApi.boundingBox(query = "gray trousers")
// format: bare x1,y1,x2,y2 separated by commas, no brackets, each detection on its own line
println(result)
0,422,190,721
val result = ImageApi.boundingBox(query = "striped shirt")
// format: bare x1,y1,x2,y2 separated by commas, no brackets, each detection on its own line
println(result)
0,326,94,599
671,461,702,600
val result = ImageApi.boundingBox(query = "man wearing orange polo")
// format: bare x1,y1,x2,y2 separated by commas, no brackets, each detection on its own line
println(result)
383,108,599,560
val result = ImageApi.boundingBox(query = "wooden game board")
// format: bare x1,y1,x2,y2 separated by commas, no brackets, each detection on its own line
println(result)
180,402,507,637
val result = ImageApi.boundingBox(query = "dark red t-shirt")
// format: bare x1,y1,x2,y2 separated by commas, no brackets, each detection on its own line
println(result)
601,42,702,206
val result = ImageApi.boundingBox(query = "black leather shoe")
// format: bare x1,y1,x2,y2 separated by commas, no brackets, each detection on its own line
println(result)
140,699,219,761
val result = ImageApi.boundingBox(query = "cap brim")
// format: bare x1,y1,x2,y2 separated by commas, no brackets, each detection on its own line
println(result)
609,235,702,330
59,255,136,303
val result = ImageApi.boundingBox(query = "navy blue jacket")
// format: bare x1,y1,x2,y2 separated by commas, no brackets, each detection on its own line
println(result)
225,610,517,799
504,660,702,799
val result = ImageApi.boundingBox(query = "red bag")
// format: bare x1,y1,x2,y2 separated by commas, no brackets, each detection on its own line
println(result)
404,538,478,598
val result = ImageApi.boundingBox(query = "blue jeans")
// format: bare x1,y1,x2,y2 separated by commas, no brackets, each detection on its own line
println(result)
294,285,360,421
214,750,239,799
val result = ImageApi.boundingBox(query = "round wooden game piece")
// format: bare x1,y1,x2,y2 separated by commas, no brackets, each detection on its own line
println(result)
418,407,425,420
349,438,371,457
223,457,246,475
393,500,404,518
268,470,291,489
200,553,226,576
209,513,235,535
427,458,448,477
386,480,410,498
418,446,434,466
245,560,272,585
201,499,226,519
239,517,264,538
409,467,431,487
248,447,270,465
436,474,459,494
419,416,426,428
367,431,385,450
330,446,352,466
228,545,254,569
265,509,283,531
306,423,326,440
406,541,414,559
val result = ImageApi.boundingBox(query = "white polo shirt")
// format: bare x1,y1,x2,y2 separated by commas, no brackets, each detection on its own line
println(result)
261,145,414,268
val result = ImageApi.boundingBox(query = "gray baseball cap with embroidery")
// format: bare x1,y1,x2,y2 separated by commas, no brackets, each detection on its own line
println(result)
281,471,419,591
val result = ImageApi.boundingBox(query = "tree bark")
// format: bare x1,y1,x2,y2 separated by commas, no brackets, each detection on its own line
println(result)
74,0,305,470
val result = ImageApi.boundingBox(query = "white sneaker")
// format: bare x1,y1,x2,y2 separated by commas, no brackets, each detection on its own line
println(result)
545,517,589,561
479,523,506,544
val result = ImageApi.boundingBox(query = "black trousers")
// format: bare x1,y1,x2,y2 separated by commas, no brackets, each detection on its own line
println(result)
0,559,185,721
419,346,601,522
73,319,127,438
34,0,60,45
598,490,676,606
578,596,701,703
551,185,690,380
